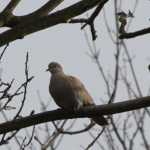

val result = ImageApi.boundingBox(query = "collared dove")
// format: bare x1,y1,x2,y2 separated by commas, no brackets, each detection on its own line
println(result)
47,62,108,126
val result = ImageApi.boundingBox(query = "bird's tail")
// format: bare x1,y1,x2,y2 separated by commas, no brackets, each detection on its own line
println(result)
92,116,108,126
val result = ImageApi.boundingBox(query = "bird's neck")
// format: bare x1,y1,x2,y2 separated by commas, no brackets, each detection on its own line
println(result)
51,71,65,76
50,71,66,84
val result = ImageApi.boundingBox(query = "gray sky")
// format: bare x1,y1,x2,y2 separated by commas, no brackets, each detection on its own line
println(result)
0,0,150,149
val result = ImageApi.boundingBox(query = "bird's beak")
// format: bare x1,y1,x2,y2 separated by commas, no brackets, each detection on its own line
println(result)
46,68,49,72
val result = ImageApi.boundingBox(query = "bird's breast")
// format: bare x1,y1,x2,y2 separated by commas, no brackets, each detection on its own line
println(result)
49,75,78,109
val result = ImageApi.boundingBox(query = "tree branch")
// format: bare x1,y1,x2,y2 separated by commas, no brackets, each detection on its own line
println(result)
0,1,20,27
0,0,107,47
24,0,64,18
0,96,150,135
119,26,150,39
3,0,21,13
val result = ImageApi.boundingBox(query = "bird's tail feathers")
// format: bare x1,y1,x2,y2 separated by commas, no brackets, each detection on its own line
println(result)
92,116,108,126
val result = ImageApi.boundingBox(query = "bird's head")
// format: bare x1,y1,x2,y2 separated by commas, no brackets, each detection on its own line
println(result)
46,62,63,74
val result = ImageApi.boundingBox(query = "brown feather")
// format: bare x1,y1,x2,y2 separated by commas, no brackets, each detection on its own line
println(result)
48,62,108,126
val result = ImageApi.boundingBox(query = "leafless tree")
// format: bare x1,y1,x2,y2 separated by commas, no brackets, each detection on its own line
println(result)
0,0,150,150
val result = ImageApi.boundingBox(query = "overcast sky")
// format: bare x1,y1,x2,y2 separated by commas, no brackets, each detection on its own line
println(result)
0,0,150,149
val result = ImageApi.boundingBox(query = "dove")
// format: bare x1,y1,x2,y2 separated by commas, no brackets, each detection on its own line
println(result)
47,62,108,126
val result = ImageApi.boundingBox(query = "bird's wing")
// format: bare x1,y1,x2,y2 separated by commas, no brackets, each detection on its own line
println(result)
67,75,94,106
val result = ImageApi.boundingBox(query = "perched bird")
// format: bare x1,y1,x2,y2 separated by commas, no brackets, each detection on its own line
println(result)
47,62,108,126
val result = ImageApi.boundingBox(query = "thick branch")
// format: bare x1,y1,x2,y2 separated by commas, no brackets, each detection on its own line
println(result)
0,96,150,135
3,0,21,13
0,0,107,47
0,0,21,27
24,0,64,18
119,26,150,39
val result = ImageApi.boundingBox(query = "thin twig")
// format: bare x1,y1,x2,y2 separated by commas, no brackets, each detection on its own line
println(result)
0,43,9,61
85,128,105,150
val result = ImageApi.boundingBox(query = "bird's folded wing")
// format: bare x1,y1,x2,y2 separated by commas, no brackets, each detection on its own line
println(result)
67,76,94,105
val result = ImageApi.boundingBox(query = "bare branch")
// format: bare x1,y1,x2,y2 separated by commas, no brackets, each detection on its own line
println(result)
0,96,150,134
13,52,33,120
0,0,21,27
85,128,105,150
26,0,64,18
0,43,9,61
53,122,95,135
119,27,150,39
3,0,21,13
81,0,108,40
0,0,108,47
